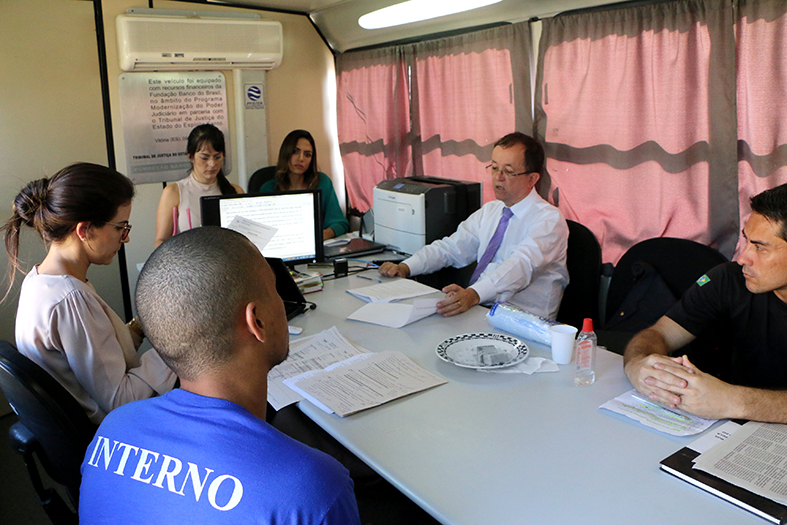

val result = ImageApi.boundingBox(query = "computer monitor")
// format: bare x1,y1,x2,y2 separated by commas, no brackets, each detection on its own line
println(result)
201,190,324,265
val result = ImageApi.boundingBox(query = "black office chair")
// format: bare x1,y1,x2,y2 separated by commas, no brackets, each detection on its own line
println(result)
0,340,97,524
556,220,602,329
600,237,728,358
248,165,277,193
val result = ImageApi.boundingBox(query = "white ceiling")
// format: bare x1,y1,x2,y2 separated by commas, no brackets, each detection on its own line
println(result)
207,0,615,52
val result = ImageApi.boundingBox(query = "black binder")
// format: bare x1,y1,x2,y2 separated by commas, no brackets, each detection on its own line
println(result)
660,443,787,524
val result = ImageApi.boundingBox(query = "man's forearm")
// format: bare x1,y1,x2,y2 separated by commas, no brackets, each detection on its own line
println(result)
623,319,697,406
623,328,672,366
736,387,787,423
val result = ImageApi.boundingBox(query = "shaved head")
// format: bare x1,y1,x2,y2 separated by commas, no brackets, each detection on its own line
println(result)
136,227,275,380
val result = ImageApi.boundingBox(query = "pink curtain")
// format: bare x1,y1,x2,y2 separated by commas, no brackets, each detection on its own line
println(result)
336,47,412,213
535,0,737,264
336,23,532,210
411,24,531,203
735,0,787,255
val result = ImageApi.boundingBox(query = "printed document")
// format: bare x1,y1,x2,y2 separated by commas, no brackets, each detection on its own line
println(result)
347,298,440,328
346,279,437,303
599,389,717,436
284,351,447,417
267,326,369,410
694,422,787,506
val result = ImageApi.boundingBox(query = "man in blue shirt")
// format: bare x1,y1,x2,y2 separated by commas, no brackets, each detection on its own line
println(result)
79,227,361,524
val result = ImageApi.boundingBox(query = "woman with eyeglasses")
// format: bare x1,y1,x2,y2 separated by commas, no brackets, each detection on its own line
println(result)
249,129,349,240
154,123,242,248
2,163,176,424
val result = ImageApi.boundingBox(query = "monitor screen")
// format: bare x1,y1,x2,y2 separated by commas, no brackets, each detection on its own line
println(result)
201,190,324,264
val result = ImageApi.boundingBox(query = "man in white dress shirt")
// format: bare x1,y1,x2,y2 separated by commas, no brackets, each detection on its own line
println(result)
379,132,569,318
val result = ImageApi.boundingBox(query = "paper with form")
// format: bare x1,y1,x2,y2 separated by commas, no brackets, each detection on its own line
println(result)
267,326,369,411
346,279,437,303
599,389,717,436
284,351,447,417
347,298,440,327
227,216,277,252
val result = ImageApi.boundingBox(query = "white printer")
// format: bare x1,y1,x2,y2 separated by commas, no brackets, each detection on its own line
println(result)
373,177,482,255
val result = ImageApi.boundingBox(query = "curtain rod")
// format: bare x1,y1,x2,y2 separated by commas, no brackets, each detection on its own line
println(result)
557,0,677,17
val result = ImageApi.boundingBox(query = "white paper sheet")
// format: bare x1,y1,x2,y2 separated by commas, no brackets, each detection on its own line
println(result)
283,353,376,414
694,421,787,505
266,326,369,411
346,279,438,303
347,299,440,328
285,351,447,417
599,389,717,436
480,357,559,374
227,215,277,252
687,420,742,454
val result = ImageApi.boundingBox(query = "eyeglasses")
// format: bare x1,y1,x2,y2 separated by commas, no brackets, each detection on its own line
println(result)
108,221,132,241
486,164,529,178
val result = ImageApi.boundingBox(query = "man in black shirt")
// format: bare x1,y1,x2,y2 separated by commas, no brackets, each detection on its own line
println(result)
624,183,787,423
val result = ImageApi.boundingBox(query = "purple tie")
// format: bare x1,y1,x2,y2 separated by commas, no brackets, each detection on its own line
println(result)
470,207,513,285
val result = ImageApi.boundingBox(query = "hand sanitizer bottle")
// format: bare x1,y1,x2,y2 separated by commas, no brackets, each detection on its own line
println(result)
574,318,596,386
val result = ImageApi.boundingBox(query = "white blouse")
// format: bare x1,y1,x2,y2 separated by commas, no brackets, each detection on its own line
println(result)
14,267,176,424
175,173,221,234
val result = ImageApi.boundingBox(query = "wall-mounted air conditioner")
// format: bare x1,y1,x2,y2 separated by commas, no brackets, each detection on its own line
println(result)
116,14,283,71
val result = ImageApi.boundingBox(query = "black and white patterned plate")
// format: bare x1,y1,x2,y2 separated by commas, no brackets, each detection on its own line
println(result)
436,332,529,369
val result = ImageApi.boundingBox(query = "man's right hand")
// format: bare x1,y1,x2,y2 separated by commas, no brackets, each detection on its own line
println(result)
623,316,697,407
624,353,692,407
378,262,410,278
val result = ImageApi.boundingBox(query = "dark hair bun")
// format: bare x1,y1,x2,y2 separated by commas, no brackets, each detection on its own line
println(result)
13,178,50,227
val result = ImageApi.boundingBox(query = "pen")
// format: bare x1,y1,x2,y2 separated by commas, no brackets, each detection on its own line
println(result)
357,275,382,283
631,392,693,423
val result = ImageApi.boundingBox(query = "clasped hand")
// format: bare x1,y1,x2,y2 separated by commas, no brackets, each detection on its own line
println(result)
626,354,737,420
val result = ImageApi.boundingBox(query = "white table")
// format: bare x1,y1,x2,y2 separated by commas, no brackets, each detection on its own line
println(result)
288,269,763,525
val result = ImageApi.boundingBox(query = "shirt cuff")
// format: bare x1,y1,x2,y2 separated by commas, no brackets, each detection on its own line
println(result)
469,278,496,305
401,256,422,276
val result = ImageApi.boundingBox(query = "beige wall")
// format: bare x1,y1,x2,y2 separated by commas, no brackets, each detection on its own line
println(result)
0,0,124,344
101,0,339,306
0,0,336,409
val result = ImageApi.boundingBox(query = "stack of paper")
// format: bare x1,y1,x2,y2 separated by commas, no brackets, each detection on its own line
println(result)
267,327,368,410
291,268,323,294
660,421,787,522
599,389,717,436
694,422,787,506
284,350,447,417
346,279,437,303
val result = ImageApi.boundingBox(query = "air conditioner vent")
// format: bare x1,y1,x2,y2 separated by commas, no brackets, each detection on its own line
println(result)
117,15,283,71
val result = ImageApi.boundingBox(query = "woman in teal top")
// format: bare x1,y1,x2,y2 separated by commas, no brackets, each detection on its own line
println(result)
250,130,349,240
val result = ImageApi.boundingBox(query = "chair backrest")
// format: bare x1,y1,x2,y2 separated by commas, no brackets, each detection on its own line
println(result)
605,237,728,325
556,220,602,329
248,165,277,193
0,340,97,503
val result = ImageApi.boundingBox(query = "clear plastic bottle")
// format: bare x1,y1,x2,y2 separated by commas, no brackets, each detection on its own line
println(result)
574,318,596,386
